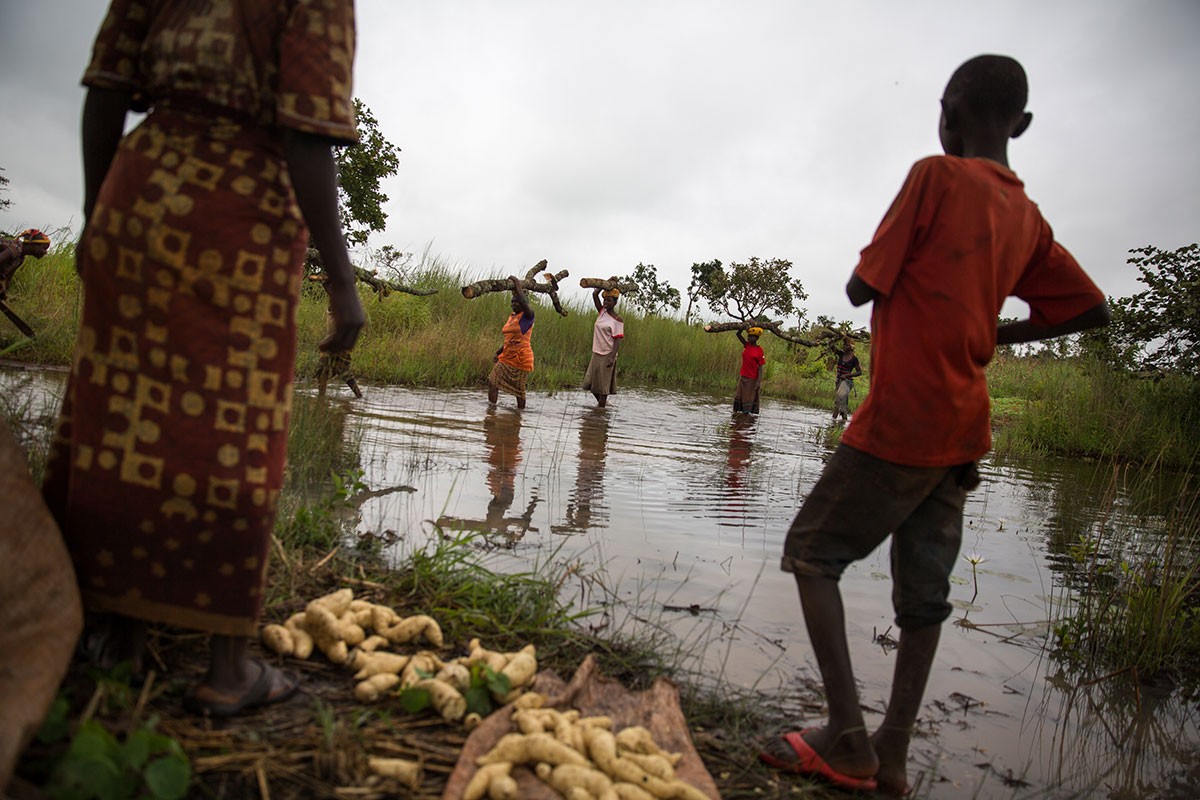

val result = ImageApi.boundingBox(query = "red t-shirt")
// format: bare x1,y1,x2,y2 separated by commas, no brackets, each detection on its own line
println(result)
842,156,1105,467
740,343,765,380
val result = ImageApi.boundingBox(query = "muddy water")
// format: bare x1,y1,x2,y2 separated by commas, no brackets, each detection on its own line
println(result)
332,384,1198,798
5,366,1197,798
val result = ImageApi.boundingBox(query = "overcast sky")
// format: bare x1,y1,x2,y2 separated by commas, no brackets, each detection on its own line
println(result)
2,1,1197,326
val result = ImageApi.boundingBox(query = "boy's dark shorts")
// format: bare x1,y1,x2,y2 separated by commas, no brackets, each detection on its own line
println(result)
782,443,978,629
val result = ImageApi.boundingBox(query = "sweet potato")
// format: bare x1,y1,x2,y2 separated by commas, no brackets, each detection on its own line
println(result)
463,762,512,800
352,651,410,680
411,678,467,722
355,673,401,703
367,756,422,789
284,612,314,660
477,733,589,767
261,624,293,656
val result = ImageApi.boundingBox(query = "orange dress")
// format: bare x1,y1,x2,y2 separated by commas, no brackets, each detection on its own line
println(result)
42,0,357,636
488,311,534,399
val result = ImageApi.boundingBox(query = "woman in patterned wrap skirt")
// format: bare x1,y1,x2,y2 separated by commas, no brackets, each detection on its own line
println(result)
42,0,366,715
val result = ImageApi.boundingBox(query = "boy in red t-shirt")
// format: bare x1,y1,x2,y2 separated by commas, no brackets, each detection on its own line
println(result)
761,55,1110,795
733,326,766,414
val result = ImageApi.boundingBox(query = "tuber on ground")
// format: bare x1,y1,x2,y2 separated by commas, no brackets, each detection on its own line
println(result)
366,756,422,789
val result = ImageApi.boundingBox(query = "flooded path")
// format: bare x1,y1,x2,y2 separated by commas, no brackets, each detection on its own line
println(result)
336,383,1199,798
5,366,1197,798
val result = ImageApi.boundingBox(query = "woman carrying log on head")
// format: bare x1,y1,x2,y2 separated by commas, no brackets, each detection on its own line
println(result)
487,276,535,409
582,279,624,408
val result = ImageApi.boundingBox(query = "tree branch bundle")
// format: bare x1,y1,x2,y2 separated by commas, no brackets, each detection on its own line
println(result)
305,249,437,297
578,277,639,294
460,260,571,316
703,319,869,347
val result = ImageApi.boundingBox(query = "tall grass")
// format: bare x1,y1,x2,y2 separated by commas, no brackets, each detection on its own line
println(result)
1051,465,1200,683
988,355,1200,467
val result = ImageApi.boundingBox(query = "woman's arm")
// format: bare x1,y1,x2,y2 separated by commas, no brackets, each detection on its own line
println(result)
510,275,534,318
283,130,365,353
592,288,603,312
79,88,132,274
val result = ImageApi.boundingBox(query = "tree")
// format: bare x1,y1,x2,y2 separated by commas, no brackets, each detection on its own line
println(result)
1101,244,1200,377
684,259,722,322
0,167,11,213
335,99,401,247
700,257,808,326
620,263,680,316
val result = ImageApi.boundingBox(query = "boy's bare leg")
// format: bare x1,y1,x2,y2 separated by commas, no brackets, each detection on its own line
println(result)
488,386,498,405
773,574,879,778
870,623,940,795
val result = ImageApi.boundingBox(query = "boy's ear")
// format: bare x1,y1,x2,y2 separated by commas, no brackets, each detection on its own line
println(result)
1011,111,1033,139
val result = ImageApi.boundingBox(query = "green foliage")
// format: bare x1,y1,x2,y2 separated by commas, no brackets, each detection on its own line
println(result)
696,256,808,326
684,259,723,322
397,663,510,718
1101,243,1200,376
0,166,11,211
40,716,191,800
620,263,680,316
335,99,401,247
275,467,367,553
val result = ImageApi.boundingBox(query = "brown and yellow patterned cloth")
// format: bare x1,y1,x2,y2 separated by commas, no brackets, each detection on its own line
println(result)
42,0,357,637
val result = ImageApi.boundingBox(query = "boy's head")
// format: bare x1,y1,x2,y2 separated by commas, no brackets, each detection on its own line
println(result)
939,55,1032,157
747,326,763,343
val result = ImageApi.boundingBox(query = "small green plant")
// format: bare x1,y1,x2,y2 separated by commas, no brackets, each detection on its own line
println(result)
38,710,191,800
397,663,510,718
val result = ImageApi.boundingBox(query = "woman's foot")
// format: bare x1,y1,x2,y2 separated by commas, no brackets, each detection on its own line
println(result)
79,614,147,676
184,658,299,718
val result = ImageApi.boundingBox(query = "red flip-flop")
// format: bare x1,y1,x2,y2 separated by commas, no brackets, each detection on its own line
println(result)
759,729,878,792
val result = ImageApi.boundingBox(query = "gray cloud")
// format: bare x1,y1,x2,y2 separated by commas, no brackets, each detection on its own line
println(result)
2,0,1197,327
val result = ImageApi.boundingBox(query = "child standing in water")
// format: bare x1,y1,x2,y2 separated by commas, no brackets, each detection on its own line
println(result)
488,276,535,409
831,339,862,422
733,326,766,414
761,55,1109,795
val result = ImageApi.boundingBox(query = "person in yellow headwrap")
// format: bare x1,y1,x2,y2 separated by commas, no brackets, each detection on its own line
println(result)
582,281,624,407
733,326,766,414
0,229,51,300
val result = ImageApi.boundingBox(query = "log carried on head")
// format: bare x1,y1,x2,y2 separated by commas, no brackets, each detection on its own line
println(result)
703,319,869,347
460,260,570,316
578,277,639,294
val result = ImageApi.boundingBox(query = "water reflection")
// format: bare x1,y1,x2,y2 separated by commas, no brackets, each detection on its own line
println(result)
436,407,539,543
551,407,610,535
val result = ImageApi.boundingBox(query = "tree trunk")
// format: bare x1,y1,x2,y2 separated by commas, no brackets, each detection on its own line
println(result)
578,277,639,294
460,260,571,316
702,320,868,347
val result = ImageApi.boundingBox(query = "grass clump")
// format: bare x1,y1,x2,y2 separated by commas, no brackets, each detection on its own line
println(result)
1051,465,1200,686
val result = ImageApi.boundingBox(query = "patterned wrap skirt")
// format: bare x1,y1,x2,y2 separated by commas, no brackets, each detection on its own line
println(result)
488,360,528,400
42,108,307,636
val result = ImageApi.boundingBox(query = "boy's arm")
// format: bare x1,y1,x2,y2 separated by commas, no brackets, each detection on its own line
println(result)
996,301,1110,345
735,330,747,345
846,274,878,307
592,288,603,312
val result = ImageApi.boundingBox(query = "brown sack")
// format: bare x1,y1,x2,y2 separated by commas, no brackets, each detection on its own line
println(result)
443,653,721,799
0,420,83,790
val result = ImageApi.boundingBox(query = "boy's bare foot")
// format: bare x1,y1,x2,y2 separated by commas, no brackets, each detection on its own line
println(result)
870,726,912,796
760,725,879,782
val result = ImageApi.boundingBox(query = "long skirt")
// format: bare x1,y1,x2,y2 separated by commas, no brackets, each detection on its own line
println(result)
582,352,617,396
733,375,760,414
834,378,853,416
487,360,529,401
41,108,307,637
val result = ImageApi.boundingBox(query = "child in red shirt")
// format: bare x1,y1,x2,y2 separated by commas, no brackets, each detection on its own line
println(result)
733,326,766,414
761,55,1109,795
